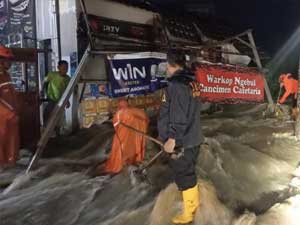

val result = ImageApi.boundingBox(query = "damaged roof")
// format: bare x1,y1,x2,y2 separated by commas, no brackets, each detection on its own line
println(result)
105,0,268,61
108,0,241,41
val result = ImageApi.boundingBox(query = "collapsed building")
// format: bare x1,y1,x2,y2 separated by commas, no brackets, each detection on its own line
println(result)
2,2,300,225
0,0,274,168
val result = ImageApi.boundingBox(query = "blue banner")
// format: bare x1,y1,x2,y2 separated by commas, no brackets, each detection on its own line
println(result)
108,53,167,98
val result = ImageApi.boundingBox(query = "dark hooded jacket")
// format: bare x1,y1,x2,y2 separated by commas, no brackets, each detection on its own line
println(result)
158,69,204,148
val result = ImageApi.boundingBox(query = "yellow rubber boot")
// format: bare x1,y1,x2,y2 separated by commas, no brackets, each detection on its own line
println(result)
172,184,200,224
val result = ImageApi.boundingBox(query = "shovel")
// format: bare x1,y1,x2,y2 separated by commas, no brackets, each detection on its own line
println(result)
277,86,282,103
119,122,165,183
275,86,284,116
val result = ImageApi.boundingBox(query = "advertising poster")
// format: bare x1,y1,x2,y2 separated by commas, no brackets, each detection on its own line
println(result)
107,52,167,98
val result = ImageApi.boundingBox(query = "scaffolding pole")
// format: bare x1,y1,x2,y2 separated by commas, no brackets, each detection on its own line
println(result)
26,48,90,173
79,0,94,49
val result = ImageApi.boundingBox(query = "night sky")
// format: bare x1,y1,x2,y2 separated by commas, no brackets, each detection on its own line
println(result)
150,0,300,77
216,0,300,78
215,0,300,55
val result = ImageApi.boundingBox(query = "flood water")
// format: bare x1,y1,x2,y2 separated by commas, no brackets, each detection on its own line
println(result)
1,104,300,225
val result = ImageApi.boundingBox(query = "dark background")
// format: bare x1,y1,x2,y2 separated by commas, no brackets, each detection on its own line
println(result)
133,0,298,97
149,0,300,79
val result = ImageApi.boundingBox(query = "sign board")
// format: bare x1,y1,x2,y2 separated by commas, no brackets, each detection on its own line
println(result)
87,14,153,43
196,64,265,103
107,52,167,98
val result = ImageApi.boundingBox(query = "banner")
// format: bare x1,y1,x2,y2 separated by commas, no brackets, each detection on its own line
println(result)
108,52,167,98
196,64,265,103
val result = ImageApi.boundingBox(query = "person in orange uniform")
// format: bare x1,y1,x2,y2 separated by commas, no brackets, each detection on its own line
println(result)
0,46,20,170
278,73,298,106
102,99,149,174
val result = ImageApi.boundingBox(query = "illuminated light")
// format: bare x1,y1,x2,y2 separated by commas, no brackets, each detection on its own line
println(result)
267,25,300,75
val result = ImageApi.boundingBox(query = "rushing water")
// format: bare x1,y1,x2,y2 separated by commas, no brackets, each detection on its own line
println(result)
1,104,300,225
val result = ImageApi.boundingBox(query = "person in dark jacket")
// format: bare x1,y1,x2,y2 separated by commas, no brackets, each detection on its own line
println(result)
158,49,203,224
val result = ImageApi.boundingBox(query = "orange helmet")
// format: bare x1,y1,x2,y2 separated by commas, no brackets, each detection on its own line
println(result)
0,45,13,59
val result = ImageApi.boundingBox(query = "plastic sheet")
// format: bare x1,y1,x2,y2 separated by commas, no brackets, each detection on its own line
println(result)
103,107,149,174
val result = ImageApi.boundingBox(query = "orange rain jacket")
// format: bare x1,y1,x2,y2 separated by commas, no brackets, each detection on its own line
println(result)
279,73,298,104
103,107,149,174
0,65,20,166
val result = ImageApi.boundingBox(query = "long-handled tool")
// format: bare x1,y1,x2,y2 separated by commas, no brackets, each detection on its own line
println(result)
119,122,163,148
118,122,165,182
277,86,282,103
275,86,284,116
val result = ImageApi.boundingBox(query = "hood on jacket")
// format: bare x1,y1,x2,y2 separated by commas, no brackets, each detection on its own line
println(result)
167,68,195,84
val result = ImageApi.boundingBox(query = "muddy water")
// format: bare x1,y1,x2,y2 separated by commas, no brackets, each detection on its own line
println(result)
1,105,300,225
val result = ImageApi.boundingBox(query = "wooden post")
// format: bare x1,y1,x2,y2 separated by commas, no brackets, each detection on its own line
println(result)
295,56,300,138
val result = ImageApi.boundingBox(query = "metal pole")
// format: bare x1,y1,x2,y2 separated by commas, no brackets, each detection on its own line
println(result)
119,122,164,147
79,82,86,103
26,48,90,173
247,31,274,105
32,0,37,49
79,0,94,49
221,29,253,44
295,56,300,138
119,122,165,172
55,0,62,60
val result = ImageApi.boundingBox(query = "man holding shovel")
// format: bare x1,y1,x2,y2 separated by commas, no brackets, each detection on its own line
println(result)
278,73,298,119
158,50,204,224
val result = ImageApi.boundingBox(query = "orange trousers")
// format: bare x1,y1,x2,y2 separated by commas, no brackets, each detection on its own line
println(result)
0,101,19,166
103,107,149,174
